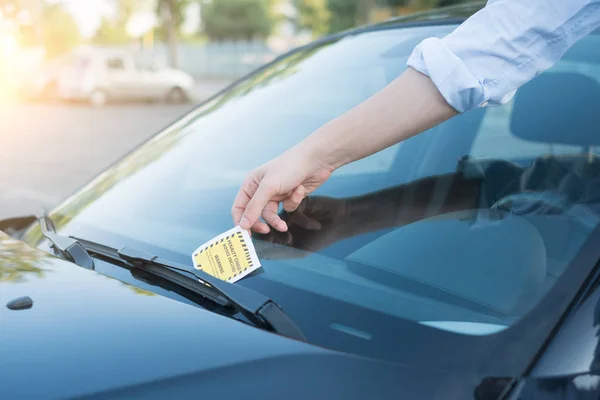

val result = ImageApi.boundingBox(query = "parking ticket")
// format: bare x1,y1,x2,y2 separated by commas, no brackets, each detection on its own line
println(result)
191,226,261,283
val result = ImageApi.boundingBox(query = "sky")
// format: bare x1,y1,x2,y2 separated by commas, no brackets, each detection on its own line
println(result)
49,0,112,37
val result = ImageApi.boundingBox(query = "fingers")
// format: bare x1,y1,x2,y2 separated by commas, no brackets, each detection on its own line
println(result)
240,180,276,231
262,201,288,232
282,186,305,212
251,220,271,234
232,176,258,227
233,171,305,233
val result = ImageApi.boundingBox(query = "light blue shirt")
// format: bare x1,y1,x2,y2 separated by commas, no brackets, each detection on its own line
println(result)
407,0,600,112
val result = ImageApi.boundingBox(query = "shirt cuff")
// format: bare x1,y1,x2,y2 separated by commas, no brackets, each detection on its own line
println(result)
407,37,487,113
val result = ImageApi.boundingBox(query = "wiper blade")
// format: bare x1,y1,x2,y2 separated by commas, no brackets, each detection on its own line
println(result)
115,247,306,341
37,216,306,341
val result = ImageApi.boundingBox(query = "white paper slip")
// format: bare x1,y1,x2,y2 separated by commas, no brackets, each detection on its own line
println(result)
191,226,261,283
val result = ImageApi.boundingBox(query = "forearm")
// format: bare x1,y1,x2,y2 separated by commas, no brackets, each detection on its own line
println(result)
298,68,457,170
341,173,482,237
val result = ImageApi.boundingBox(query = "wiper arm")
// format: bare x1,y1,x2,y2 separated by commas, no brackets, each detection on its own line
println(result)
37,216,306,342
39,214,95,270
115,247,306,341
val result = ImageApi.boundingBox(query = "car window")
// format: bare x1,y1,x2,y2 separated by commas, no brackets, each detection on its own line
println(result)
33,27,600,371
470,35,600,162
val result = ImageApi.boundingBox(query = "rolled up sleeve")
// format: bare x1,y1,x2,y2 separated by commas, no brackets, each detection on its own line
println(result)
407,0,600,113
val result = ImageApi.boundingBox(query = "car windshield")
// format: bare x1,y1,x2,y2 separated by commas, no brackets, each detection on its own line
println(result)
25,25,600,373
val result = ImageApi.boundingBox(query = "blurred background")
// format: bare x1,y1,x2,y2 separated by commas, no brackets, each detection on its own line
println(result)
0,0,476,219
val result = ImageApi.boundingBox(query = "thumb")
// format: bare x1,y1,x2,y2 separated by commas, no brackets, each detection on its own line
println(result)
240,181,275,230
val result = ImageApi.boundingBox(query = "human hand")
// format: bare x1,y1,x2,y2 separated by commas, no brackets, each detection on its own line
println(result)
232,145,335,233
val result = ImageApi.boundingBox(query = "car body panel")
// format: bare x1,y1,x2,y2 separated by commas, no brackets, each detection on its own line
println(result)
0,232,489,399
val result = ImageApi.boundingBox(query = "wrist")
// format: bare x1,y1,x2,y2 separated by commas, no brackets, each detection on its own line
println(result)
299,121,351,172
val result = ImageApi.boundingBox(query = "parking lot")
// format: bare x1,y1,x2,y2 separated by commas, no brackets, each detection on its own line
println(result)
0,101,201,220
0,78,233,220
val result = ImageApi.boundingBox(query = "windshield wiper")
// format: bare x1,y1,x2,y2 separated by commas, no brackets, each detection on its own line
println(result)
39,214,95,270
38,215,306,341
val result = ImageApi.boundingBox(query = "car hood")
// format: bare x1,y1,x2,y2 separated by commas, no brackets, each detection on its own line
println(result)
0,232,489,399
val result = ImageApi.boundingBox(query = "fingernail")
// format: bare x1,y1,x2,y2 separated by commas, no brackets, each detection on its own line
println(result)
279,221,288,232
240,216,250,229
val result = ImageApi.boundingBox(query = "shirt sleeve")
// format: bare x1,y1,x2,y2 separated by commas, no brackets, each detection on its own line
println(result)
407,0,600,113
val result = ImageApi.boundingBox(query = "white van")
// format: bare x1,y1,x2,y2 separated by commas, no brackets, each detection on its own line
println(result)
57,48,195,107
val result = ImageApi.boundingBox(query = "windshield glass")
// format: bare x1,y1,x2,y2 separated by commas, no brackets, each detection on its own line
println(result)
25,26,600,373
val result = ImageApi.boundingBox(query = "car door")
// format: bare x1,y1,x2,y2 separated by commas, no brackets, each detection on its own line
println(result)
131,58,169,100
147,61,178,99
104,55,132,99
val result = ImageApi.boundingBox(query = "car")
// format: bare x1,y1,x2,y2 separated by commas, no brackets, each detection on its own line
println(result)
56,47,195,107
3,2,600,399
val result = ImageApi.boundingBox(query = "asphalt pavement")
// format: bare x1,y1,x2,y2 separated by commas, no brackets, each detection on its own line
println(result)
0,80,231,220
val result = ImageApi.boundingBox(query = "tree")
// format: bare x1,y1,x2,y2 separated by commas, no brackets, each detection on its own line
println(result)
326,0,359,33
156,0,191,68
1,0,45,47
155,0,191,39
91,0,140,45
39,3,81,57
93,16,131,45
293,0,330,37
201,0,275,41
0,232,50,284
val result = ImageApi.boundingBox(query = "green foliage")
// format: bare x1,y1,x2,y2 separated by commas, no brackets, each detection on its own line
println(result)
155,0,192,40
91,0,143,45
324,0,475,34
293,0,330,37
410,0,444,7
326,0,359,33
201,0,275,41
0,0,80,55
381,0,474,8
0,234,50,284
437,0,474,7
93,16,131,45
39,4,81,57
383,0,407,5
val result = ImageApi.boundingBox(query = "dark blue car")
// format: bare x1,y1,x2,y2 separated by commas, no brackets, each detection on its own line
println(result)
3,3,600,399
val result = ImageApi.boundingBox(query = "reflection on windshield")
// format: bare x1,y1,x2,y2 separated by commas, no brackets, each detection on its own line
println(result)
256,164,597,334
125,284,157,297
25,28,435,251
257,172,481,256
0,234,50,283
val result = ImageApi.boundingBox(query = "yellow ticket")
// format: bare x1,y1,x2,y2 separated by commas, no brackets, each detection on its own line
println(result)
191,226,261,283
